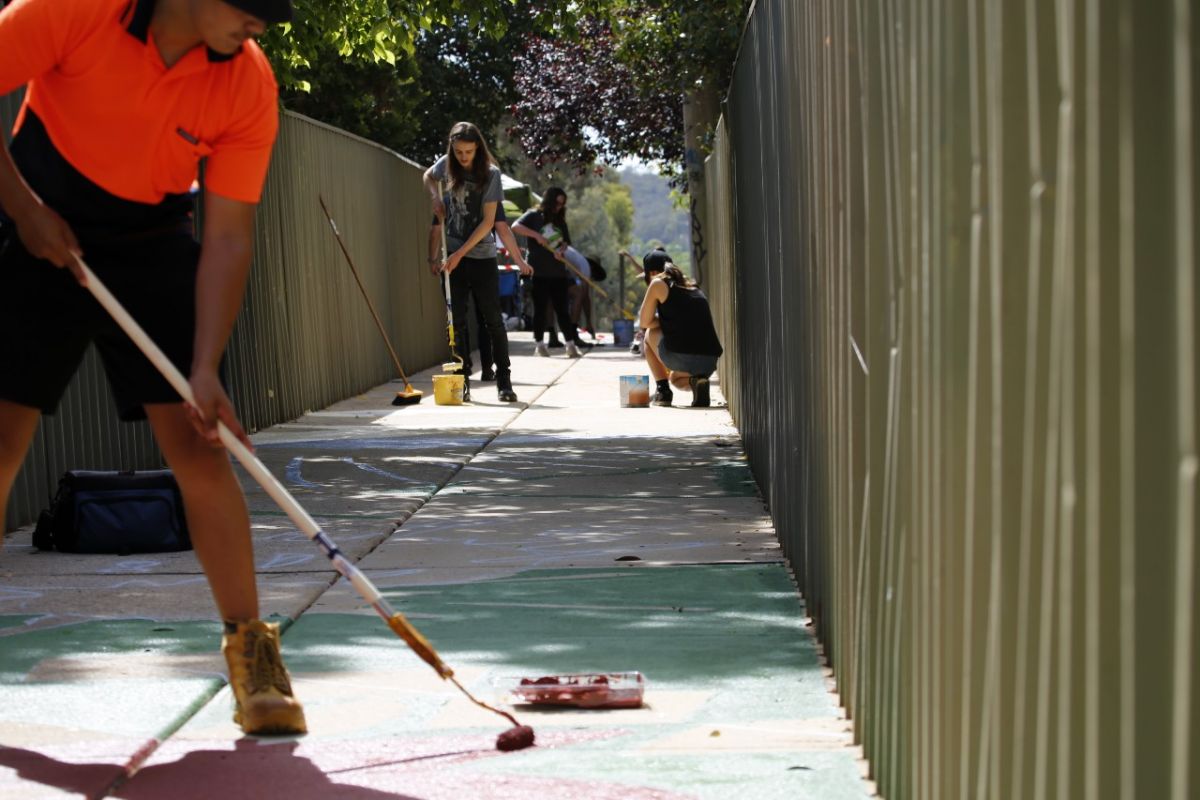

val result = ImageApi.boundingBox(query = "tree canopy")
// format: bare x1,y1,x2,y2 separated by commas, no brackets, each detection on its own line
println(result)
263,0,589,165
508,19,683,171
260,0,514,92
279,12,522,165
258,1,748,176
507,1,748,176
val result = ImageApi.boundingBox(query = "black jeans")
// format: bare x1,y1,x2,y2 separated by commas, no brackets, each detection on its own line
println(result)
449,256,509,374
470,296,492,370
531,277,579,344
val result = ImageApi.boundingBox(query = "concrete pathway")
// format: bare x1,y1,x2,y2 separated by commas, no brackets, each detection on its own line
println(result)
0,334,874,799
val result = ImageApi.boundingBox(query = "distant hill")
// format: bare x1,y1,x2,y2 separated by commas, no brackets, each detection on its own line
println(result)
619,167,691,269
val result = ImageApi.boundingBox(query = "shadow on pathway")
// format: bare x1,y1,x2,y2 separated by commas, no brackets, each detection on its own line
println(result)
0,741,420,800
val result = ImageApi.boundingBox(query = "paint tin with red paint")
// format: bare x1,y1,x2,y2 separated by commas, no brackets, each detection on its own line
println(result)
619,376,650,407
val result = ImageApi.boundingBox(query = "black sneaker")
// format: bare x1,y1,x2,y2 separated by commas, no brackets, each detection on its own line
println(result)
480,367,496,382
497,372,518,403
689,375,711,407
547,336,564,348
462,376,472,403
652,388,673,407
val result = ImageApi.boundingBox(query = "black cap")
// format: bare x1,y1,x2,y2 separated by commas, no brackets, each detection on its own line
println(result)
224,0,293,23
642,248,672,277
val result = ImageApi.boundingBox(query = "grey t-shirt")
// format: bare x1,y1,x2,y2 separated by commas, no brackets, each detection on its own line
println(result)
430,155,503,259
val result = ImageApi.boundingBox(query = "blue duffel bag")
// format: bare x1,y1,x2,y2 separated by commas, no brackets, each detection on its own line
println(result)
32,470,192,554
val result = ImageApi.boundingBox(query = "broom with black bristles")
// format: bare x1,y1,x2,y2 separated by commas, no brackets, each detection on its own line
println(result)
320,196,423,406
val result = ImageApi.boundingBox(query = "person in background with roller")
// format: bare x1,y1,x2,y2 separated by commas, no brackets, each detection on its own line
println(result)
0,0,306,735
637,248,723,407
427,196,531,382
512,187,592,359
422,121,518,402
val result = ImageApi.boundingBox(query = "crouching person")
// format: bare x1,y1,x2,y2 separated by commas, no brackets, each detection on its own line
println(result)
637,249,723,407
0,0,304,734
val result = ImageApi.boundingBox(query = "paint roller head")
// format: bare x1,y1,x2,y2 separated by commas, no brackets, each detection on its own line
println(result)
496,724,536,751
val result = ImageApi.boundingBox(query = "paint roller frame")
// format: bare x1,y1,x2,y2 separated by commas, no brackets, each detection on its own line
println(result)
72,255,532,751
436,180,469,400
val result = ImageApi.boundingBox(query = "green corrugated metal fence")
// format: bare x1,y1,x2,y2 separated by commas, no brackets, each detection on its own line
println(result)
704,0,1198,798
226,112,444,433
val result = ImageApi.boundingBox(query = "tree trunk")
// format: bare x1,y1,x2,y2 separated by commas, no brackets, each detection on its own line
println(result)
683,84,719,286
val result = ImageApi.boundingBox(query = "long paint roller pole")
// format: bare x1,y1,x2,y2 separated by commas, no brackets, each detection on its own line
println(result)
437,181,463,371
72,255,533,750
442,272,460,364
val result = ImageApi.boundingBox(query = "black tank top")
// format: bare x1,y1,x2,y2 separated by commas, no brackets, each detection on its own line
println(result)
658,283,723,357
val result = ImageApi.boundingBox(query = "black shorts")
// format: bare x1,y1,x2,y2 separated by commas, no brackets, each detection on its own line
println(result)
0,223,206,421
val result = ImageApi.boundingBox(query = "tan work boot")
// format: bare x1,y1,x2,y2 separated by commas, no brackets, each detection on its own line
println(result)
222,619,307,736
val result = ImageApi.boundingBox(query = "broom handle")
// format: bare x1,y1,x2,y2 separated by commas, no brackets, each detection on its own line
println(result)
557,250,609,298
556,250,635,320
74,256,453,678
319,196,412,387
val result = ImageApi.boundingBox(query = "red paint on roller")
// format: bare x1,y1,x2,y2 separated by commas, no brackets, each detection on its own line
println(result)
495,725,536,751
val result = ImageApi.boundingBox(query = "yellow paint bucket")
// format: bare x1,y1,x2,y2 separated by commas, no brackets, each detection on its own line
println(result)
433,373,465,405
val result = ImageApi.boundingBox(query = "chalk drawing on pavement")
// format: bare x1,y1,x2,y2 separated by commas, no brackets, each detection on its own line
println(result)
285,456,436,489
257,553,315,571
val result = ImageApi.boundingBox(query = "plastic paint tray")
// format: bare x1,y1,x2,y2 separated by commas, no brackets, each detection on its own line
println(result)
495,671,645,709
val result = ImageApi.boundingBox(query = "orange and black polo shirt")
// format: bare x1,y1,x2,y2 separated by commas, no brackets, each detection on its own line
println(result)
0,0,279,210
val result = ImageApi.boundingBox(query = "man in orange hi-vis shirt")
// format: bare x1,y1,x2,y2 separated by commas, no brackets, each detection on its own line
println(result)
0,0,305,736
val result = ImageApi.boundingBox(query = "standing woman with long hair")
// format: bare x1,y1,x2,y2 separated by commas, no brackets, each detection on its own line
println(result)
513,187,589,358
422,122,518,402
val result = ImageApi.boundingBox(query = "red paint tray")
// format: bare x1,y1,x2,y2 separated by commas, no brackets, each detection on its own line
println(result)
495,671,645,709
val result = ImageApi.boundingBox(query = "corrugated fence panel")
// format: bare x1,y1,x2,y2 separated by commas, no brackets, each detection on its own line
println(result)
706,117,740,416
2,101,442,531
704,0,1199,798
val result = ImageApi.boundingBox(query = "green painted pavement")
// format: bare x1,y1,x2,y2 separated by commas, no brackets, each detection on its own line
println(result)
255,564,869,799
291,565,819,690
0,341,871,799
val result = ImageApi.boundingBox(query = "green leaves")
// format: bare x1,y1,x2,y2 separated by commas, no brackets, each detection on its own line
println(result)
259,0,518,92
256,0,746,176
507,2,747,176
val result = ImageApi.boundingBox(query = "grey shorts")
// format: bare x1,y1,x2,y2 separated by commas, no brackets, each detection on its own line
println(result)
658,341,718,377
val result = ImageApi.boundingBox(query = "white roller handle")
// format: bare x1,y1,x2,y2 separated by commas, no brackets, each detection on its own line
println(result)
439,179,452,311
437,180,462,362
